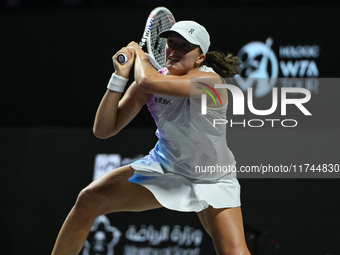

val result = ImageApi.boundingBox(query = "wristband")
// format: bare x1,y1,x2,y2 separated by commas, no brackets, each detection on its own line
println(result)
107,73,129,92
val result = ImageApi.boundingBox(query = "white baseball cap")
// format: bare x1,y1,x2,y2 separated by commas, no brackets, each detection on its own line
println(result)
159,20,210,54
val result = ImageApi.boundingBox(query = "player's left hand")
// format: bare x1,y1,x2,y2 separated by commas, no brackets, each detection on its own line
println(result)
112,47,135,78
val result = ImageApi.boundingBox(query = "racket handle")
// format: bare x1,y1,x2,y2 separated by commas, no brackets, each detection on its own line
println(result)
117,53,127,64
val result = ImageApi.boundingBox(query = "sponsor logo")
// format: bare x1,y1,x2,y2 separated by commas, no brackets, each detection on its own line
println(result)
237,37,278,97
124,225,203,254
167,14,176,25
155,96,172,105
82,215,121,255
139,14,155,47
237,37,320,97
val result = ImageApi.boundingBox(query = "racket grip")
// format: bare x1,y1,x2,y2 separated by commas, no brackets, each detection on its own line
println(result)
117,53,127,64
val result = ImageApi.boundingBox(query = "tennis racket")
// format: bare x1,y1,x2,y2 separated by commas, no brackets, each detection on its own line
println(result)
117,7,175,70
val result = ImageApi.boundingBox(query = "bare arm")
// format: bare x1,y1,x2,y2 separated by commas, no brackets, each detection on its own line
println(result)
127,42,227,106
93,48,150,139
93,81,149,138
128,42,225,99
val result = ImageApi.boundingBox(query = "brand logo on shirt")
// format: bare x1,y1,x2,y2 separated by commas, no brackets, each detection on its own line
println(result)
155,96,172,105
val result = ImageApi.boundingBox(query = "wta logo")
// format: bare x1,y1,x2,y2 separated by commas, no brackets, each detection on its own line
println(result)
196,82,222,115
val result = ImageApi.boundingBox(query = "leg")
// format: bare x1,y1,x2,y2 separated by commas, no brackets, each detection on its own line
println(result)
51,165,162,255
197,206,251,255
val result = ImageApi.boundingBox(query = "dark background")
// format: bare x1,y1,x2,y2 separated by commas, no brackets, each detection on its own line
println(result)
2,0,340,127
1,1,340,254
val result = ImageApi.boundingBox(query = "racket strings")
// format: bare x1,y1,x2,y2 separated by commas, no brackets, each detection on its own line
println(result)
150,11,173,68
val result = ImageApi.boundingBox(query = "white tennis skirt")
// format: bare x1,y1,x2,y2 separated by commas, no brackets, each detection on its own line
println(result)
129,155,241,212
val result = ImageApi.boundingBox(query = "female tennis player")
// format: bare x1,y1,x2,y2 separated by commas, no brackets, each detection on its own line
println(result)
51,21,250,255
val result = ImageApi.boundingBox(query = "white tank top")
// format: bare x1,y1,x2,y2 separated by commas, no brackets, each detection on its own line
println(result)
146,65,236,181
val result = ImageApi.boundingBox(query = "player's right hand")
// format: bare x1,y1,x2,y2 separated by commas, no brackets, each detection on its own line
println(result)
112,47,135,78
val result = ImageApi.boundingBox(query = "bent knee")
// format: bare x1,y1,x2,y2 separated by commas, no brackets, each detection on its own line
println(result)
74,187,103,215
74,182,128,215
